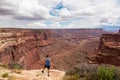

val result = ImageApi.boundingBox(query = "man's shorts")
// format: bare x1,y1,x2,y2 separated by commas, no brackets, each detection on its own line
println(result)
45,65,50,69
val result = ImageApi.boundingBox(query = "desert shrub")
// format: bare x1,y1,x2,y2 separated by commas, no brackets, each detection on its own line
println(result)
75,64,98,78
1,72,9,78
63,74,79,80
0,64,8,68
65,68,78,76
64,64,97,80
86,72,97,80
9,62,23,69
64,64,120,80
79,78,86,80
114,67,120,80
97,66,114,80
86,65,119,80
74,65,89,77
65,64,89,78
8,76,17,80
14,64,22,69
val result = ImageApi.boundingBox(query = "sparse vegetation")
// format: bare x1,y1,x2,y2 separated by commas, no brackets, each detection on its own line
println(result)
9,62,23,69
63,74,79,80
1,72,9,78
0,64,8,68
63,68,79,80
64,64,120,80
8,76,17,80
86,72,97,80
114,67,120,80
13,64,22,69
97,66,114,80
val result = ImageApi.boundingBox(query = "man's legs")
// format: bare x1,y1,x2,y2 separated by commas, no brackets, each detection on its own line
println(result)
42,66,50,76
48,68,50,76
42,66,46,73
47,66,50,76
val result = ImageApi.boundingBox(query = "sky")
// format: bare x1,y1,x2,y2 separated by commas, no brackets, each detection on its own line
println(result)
0,0,120,29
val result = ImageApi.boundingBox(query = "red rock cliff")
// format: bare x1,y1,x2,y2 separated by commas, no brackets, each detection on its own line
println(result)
90,31,120,65
0,28,54,69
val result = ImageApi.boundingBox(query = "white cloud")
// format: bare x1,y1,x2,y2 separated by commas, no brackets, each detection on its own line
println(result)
27,21,62,29
0,0,19,15
51,22,61,28
38,0,61,8
17,0,52,20
60,8,72,18
65,18,99,28
27,21,46,27
0,0,120,29
0,0,52,20
60,0,120,26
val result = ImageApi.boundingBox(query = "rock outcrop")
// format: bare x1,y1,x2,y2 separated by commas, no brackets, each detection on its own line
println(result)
89,31,120,65
0,28,54,69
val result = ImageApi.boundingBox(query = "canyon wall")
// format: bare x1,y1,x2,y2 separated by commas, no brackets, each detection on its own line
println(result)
0,28,106,70
90,30,120,65
0,28,54,69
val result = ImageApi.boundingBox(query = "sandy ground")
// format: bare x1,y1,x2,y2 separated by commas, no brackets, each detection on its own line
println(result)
0,68,65,80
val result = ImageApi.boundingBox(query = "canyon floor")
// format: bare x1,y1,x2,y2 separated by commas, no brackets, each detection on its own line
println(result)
0,67,65,80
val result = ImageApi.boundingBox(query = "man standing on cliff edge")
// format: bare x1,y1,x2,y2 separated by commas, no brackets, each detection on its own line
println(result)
42,55,51,76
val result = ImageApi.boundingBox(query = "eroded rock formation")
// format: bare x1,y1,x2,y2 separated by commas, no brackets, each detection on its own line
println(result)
0,28,106,70
0,28,54,69
89,30,120,65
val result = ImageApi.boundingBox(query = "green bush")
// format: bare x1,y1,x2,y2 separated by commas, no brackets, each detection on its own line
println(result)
86,72,97,80
65,68,77,76
64,64,120,80
114,67,120,80
97,66,114,80
0,64,8,68
14,64,22,69
65,64,89,78
1,72,9,78
74,65,89,77
63,74,79,80
9,62,23,69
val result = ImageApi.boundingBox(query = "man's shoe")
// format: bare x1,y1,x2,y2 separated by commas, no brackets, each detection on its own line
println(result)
42,71,44,73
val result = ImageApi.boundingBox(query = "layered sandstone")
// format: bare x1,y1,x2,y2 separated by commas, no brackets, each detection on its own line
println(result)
0,28,106,70
38,29,105,70
0,28,54,69
90,31,120,65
